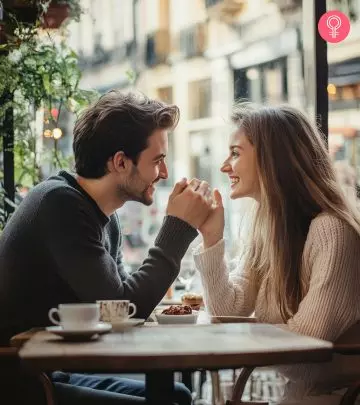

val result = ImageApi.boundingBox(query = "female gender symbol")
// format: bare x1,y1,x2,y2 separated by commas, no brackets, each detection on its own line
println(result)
327,15,342,38
318,10,350,43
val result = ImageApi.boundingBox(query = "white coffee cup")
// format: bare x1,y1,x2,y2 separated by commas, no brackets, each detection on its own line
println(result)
97,300,137,323
48,303,100,330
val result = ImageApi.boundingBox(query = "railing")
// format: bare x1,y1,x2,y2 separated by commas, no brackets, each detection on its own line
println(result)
78,40,135,70
179,22,208,59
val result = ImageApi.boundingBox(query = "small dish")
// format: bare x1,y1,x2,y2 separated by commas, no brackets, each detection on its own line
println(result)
111,318,145,332
46,322,112,341
155,311,199,325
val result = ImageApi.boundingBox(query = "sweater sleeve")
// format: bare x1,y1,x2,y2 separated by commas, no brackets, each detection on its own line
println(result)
287,215,360,342
193,239,257,316
39,189,198,319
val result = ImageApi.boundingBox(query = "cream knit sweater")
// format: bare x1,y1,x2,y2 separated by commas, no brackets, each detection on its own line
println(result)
193,213,360,403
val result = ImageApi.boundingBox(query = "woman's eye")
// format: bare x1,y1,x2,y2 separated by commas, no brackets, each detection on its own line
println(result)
231,151,239,158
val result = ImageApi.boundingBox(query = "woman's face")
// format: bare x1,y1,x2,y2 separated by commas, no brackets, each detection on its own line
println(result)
221,129,260,200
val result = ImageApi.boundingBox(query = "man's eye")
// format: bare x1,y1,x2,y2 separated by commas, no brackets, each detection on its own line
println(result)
231,151,239,158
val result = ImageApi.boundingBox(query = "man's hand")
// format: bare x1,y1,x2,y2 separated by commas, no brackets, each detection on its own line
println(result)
199,189,224,249
166,178,213,229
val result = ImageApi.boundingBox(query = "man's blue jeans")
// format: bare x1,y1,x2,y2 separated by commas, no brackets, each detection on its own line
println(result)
52,372,192,405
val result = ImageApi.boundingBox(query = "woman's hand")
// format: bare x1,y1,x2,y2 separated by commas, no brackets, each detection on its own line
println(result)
198,189,224,249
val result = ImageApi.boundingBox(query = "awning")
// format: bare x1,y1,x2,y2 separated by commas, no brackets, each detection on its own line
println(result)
329,58,360,86
229,28,299,70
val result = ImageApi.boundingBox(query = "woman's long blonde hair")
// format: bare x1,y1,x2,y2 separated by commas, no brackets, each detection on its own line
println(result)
231,103,360,321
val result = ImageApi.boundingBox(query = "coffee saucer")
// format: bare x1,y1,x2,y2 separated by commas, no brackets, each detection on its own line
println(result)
46,322,112,341
111,318,145,332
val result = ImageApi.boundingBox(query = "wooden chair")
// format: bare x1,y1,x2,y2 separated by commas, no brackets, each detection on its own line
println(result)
0,328,55,405
209,316,268,405
211,321,360,405
335,322,360,405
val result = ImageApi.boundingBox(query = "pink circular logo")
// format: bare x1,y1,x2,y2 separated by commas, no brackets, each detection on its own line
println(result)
318,10,350,43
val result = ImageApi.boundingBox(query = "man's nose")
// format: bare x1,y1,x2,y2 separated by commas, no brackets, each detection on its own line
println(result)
159,161,168,179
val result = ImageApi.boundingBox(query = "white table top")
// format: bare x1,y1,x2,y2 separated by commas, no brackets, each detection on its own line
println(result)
19,323,333,372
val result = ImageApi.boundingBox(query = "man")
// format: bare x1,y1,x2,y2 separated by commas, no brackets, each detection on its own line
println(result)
0,91,212,404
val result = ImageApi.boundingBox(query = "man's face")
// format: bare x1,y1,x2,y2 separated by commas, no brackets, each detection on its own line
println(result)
120,129,169,206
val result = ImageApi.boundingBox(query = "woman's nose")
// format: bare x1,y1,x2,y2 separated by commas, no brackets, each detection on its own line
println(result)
221,161,231,173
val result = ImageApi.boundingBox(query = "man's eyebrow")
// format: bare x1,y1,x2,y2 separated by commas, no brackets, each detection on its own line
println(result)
153,153,166,161
229,145,243,150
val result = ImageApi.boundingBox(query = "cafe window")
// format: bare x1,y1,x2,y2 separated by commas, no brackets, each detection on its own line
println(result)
188,78,212,120
328,83,360,106
234,58,288,104
190,131,212,184
356,84,360,98
341,85,356,100
263,58,288,104
246,68,262,103
157,86,173,104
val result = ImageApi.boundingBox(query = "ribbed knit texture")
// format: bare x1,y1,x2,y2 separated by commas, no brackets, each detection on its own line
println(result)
194,213,360,403
0,171,198,343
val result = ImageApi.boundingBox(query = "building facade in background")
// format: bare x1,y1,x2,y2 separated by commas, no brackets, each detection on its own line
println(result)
65,0,360,244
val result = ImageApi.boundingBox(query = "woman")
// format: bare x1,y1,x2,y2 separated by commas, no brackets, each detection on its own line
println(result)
194,103,360,404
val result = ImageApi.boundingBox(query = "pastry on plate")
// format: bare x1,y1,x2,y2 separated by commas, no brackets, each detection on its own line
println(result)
181,293,203,311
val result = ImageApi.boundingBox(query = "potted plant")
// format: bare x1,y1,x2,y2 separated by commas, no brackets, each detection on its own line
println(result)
40,0,83,28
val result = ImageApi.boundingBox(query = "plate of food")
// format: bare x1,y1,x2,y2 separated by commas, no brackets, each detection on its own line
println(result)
155,305,199,324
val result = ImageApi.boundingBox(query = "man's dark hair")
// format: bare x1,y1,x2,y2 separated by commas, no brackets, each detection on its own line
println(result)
73,90,180,178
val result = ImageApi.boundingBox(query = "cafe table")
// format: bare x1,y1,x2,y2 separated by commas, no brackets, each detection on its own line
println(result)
18,321,333,405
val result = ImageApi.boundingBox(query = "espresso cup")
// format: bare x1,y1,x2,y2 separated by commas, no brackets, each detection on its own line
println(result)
48,303,100,330
97,300,137,323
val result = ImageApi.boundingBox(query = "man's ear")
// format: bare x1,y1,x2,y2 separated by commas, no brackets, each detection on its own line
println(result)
109,151,132,174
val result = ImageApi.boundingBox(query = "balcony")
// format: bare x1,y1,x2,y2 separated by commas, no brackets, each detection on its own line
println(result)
205,0,246,22
77,40,134,71
179,22,208,59
145,29,171,67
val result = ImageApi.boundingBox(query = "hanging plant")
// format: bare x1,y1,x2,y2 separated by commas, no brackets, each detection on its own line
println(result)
0,0,98,230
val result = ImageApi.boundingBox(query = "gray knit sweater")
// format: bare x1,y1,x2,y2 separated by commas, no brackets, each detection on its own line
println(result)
0,171,197,343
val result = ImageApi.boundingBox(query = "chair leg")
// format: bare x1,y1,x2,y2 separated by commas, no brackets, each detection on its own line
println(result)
211,371,224,405
38,373,56,405
339,381,360,405
227,367,268,405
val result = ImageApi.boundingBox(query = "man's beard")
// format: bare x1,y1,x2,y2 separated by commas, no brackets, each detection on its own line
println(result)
117,167,156,206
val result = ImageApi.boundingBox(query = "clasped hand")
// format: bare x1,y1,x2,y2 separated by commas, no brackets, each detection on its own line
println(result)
166,178,224,248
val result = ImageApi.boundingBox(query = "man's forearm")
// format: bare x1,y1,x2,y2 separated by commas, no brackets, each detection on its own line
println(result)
122,216,198,318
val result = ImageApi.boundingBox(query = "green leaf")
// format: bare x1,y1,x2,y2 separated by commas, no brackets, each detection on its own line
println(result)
42,74,51,94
